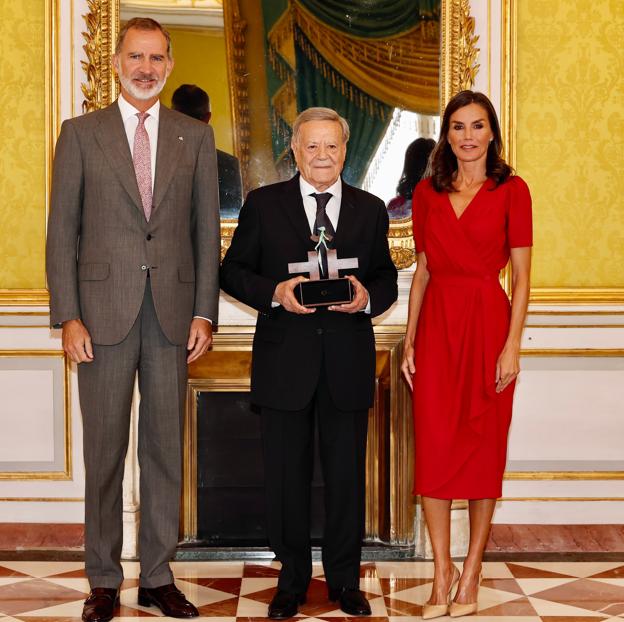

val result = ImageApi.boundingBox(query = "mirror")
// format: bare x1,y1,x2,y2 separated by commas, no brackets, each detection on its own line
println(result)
82,0,478,268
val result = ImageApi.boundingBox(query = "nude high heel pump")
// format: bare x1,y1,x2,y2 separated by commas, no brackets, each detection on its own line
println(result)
449,573,482,618
422,565,460,620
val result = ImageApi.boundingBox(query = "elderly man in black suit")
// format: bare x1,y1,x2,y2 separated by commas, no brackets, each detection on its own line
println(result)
220,107,397,619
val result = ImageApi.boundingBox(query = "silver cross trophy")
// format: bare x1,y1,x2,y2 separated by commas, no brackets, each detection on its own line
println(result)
288,250,359,307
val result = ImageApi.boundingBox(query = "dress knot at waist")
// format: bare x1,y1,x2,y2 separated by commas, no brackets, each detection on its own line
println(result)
429,272,500,286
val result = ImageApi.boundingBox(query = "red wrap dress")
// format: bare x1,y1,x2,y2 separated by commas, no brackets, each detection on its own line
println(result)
411,176,532,499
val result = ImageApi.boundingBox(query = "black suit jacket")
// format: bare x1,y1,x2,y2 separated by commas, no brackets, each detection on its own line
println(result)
220,175,398,411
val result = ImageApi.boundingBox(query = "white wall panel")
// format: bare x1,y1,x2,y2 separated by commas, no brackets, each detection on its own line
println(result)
0,370,55,462
509,361,624,469
494,501,624,524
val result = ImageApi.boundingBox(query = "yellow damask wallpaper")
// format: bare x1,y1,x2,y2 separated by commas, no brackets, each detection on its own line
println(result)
0,0,47,289
516,0,623,287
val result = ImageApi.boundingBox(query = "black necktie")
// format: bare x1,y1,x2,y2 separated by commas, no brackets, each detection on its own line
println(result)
311,192,335,278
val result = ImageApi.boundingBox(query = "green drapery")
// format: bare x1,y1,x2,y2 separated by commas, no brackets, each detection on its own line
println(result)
262,0,439,185
295,29,391,186
296,0,439,37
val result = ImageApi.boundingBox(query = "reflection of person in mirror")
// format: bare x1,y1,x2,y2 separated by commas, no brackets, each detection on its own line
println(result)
172,84,243,218
401,91,532,619
386,137,435,220
220,108,397,619
46,17,221,622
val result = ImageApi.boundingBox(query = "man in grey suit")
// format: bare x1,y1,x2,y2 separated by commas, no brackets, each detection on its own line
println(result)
46,17,220,622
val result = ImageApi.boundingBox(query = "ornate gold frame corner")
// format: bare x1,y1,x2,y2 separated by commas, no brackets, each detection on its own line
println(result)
81,0,480,270
82,0,119,113
441,0,480,109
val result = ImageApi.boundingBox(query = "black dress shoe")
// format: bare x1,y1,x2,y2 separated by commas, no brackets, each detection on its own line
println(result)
138,583,199,618
268,589,306,619
329,588,372,616
82,587,119,622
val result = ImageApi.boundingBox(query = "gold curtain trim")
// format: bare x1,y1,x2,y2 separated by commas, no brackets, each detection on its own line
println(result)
271,76,298,126
292,1,439,115
294,31,392,120
267,6,296,69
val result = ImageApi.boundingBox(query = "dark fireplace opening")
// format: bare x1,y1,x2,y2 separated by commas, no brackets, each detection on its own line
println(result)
196,391,326,546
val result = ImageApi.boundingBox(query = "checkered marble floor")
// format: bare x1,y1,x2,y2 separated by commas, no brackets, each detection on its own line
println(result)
0,560,623,621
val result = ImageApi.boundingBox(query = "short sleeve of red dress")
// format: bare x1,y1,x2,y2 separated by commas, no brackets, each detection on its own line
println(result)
412,180,429,253
508,175,533,248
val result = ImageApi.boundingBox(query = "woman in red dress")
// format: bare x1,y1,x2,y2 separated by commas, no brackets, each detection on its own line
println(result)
401,91,532,619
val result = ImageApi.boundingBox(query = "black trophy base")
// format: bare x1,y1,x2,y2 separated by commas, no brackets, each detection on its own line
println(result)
295,278,354,307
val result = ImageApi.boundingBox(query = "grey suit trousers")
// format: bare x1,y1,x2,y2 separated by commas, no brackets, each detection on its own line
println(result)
77,280,187,589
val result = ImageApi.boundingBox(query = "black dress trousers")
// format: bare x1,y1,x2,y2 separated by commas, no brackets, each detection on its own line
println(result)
260,367,368,596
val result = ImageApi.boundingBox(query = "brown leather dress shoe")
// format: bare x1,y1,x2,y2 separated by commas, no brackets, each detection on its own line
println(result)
138,583,199,618
82,587,119,622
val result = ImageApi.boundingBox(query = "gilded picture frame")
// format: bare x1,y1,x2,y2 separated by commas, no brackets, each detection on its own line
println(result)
81,0,479,270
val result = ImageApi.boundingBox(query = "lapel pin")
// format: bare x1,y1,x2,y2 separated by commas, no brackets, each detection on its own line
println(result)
178,136,184,141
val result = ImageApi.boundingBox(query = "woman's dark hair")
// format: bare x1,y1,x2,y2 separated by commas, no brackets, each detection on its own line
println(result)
396,138,436,199
428,90,513,192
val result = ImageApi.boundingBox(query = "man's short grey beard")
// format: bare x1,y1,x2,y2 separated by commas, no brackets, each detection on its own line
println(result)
119,73,166,101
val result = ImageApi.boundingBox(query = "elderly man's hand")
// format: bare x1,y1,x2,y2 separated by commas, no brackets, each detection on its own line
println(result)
329,275,369,313
273,276,316,314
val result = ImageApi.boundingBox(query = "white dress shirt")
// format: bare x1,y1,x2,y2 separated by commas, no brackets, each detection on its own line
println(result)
299,176,342,233
116,95,211,325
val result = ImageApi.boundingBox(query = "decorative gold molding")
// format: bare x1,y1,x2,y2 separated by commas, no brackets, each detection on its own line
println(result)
499,497,624,502
529,311,624,316
387,216,417,270
0,351,71,481
440,0,480,109
0,497,84,502
0,290,50,306
500,0,516,171
48,0,60,212
223,0,249,192
530,288,624,304
82,0,119,112
0,312,49,316
520,348,624,357
504,472,623,481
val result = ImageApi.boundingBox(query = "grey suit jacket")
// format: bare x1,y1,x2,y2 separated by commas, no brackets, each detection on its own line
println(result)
46,101,221,345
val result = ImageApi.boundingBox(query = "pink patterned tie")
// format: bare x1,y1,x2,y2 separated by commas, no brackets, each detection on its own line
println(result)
133,112,152,221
